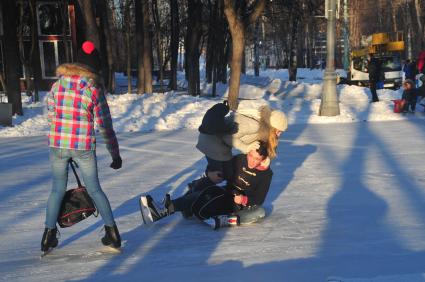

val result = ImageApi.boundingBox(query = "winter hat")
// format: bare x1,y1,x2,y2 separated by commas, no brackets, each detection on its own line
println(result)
269,110,287,131
76,41,101,73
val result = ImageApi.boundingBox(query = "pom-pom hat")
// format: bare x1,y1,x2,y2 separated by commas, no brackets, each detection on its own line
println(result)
269,110,287,131
76,41,101,73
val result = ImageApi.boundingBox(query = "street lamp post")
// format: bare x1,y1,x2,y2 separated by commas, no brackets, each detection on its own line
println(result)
319,0,340,116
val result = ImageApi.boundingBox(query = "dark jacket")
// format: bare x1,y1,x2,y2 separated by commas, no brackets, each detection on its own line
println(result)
226,154,273,207
198,102,236,135
402,88,417,102
368,58,381,82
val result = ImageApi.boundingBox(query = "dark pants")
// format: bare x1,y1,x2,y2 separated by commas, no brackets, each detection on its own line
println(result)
370,81,379,102
171,187,266,224
205,156,233,181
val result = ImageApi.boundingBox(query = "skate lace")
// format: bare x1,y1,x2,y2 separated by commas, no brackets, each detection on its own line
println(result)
150,197,168,216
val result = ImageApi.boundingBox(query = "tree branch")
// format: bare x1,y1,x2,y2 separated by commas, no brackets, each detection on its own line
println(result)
246,0,266,26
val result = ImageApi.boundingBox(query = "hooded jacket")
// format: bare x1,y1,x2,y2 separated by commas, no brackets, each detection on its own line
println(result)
196,106,272,161
47,63,119,158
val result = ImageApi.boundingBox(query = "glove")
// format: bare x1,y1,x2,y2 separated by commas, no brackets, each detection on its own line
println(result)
110,156,122,170
224,121,238,134
247,141,260,152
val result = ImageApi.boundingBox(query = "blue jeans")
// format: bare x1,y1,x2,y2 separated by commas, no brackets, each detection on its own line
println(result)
45,148,115,228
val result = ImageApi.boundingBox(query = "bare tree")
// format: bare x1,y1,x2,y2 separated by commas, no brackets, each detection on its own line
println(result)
77,0,101,48
98,0,117,93
152,0,164,91
169,0,179,90
17,1,35,99
142,0,153,94
224,0,266,111
3,0,23,115
135,0,145,94
59,0,71,62
185,0,203,96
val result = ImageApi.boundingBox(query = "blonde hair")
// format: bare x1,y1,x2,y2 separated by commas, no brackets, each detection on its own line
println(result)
267,128,279,159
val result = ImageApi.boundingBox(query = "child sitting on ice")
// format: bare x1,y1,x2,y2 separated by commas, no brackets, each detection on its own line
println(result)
401,79,417,113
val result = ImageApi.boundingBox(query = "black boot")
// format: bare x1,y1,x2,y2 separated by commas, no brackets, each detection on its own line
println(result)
102,224,121,249
41,227,58,252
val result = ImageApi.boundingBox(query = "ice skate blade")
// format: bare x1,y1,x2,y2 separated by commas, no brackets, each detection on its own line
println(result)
139,196,154,225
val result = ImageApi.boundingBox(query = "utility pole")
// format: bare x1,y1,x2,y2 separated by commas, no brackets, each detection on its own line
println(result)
343,0,349,70
319,0,340,116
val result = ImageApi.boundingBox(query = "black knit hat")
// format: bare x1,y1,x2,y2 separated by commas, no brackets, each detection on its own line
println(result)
76,41,101,73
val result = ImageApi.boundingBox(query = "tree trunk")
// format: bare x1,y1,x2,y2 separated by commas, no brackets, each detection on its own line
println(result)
254,19,260,76
77,0,109,83
0,72,6,93
415,0,424,49
30,0,41,102
169,0,179,90
98,0,116,93
224,0,265,111
205,0,217,84
17,2,33,99
186,0,202,96
135,0,145,94
288,9,299,81
60,0,71,62
142,0,153,94
224,1,244,110
3,0,23,115
125,2,132,94
152,0,164,92
391,1,398,34
77,0,101,48
404,2,413,59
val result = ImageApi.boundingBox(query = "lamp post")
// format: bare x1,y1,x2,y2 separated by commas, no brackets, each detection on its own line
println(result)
319,0,340,116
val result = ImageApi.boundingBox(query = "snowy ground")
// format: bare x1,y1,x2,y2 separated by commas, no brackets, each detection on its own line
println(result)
2,121,425,281
1,68,425,137
2,69,425,281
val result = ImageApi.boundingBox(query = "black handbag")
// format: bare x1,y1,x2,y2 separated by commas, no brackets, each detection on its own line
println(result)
57,159,98,228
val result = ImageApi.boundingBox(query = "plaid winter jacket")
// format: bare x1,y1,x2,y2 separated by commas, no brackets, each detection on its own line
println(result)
47,64,119,158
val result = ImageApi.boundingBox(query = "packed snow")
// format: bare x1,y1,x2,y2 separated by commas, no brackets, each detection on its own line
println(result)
2,69,425,282
1,69,424,137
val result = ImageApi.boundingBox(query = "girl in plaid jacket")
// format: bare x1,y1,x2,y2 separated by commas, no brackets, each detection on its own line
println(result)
41,41,122,254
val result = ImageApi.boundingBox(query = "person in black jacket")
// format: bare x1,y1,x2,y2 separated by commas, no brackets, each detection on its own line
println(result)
139,141,273,225
367,54,381,102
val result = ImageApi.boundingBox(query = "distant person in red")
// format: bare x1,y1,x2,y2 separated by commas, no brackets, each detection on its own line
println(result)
417,51,425,75
42,41,122,254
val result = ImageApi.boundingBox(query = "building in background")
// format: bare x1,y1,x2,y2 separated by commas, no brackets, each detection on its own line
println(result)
0,0,77,91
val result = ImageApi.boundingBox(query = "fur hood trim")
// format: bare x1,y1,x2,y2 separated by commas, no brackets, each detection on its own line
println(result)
56,63,102,84
257,106,273,141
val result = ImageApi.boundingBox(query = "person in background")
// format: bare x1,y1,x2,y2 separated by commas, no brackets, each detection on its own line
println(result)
42,41,123,253
367,54,381,102
401,79,417,113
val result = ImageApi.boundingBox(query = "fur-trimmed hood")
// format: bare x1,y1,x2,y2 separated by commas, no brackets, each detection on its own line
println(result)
257,105,273,141
56,63,102,84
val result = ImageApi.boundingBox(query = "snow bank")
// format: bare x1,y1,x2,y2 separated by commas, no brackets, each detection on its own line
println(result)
1,68,423,138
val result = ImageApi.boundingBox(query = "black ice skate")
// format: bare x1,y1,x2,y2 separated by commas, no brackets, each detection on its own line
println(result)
101,224,121,249
139,194,171,224
40,227,58,255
